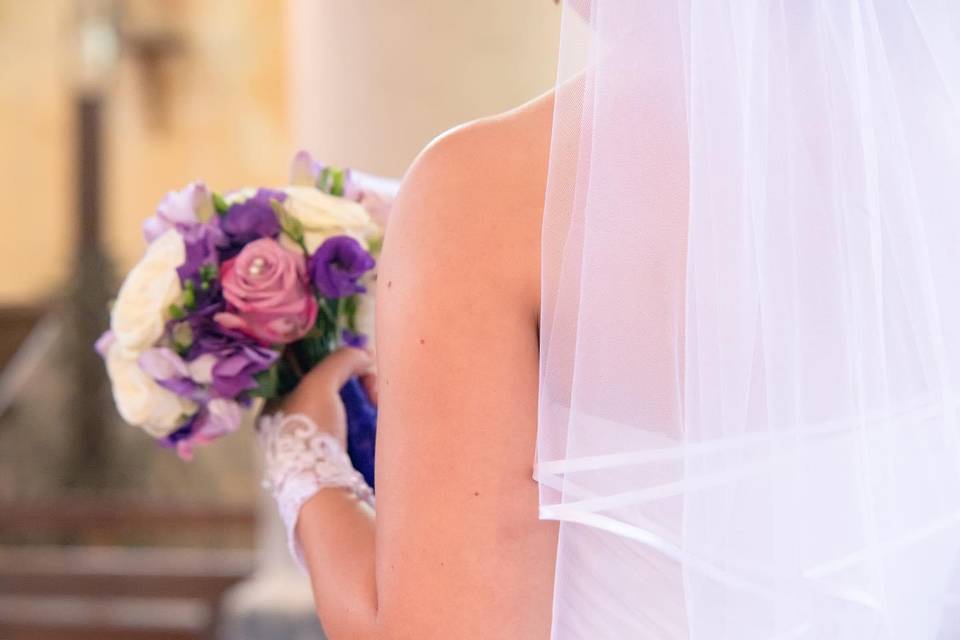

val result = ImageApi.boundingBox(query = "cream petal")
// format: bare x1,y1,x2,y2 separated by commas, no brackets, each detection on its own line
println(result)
106,344,196,437
111,229,185,352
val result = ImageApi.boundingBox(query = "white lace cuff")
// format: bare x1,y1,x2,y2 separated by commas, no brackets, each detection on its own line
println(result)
258,412,374,571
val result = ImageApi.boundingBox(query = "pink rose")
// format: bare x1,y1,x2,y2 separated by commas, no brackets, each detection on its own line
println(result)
215,238,318,345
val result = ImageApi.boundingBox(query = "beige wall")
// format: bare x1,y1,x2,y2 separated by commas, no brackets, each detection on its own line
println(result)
0,1,560,304
0,0,290,304
288,0,561,177
1,0,76,304
104,1,291,271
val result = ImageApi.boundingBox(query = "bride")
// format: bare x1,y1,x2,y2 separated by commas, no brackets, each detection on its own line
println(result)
259,1,960,638
266,87,558,638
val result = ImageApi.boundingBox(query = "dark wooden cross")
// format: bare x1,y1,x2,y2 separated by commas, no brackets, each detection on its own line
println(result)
64,0,184,489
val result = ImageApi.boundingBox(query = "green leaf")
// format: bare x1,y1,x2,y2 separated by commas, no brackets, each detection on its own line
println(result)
316,167,331,193
199,263,219,283
168,304,186,320
250,364,279,399
315,296,339,331
271,200,306,248
212,192,230,215
331,168,345,197
316,166,347,197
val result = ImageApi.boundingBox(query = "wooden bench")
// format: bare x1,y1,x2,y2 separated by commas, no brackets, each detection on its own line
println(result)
0,500,257,640
0,500,256,545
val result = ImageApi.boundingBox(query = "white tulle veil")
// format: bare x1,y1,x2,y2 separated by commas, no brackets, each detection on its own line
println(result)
536,1,960,638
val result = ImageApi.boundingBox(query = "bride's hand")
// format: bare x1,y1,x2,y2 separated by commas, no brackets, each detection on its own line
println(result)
277,347,376,446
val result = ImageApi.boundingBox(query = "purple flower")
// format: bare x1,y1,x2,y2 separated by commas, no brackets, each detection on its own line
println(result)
160,416,196,448
175,224,225,311
210,343,278,398
308,236,375,299
177,223,223,281
341,328,368,348
179,312,277,398
219,189,285,257
186,314,240,358
143,182,213,243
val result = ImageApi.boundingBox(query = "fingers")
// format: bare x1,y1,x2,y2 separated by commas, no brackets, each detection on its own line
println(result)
361,371,379,407
306,347,375,391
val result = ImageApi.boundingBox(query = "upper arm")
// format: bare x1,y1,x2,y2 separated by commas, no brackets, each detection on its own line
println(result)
373,125,557,638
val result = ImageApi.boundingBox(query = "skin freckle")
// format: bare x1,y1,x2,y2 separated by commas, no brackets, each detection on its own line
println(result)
419,338,426,345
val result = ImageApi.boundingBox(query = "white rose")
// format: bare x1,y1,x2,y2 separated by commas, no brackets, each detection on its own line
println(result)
224,187,257,205
111,228,185,353
281,186,381,253
105,343,197,437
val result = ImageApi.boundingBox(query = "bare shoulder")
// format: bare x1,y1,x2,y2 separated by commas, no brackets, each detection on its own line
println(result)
412,91,554,183
372,94,557,636
403,89,555,203
383,92,554,314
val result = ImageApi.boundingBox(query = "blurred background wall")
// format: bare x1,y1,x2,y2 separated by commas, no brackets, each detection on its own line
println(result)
0,0,560,302
288,0,562,176
0,1,559,638
1,0,290,303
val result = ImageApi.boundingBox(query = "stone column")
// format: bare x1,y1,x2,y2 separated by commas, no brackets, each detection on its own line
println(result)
286,0,562,176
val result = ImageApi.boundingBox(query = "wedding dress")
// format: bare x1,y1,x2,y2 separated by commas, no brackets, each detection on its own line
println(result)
536,1,960,638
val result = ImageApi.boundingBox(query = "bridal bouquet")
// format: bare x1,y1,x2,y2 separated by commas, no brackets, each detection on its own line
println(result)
96,152,387,487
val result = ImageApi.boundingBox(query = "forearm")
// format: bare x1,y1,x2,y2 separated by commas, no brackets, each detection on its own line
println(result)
297,488,379,639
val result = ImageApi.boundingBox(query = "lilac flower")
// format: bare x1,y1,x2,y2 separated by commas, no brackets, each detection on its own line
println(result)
219,189,285,257
290,150,362,200
139,347,189,380
210,343,278,398
194,398,244,440
289,150,323,186
143,182,213,243
139,348,200,399
94,330,115,358
160,397,244,461
308,236,375,299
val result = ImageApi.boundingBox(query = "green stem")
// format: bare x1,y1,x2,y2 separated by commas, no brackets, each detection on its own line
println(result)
317,298,339,329
284,349,304,379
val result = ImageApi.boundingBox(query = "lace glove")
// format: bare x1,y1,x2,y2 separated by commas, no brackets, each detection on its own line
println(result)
259,411,375,571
